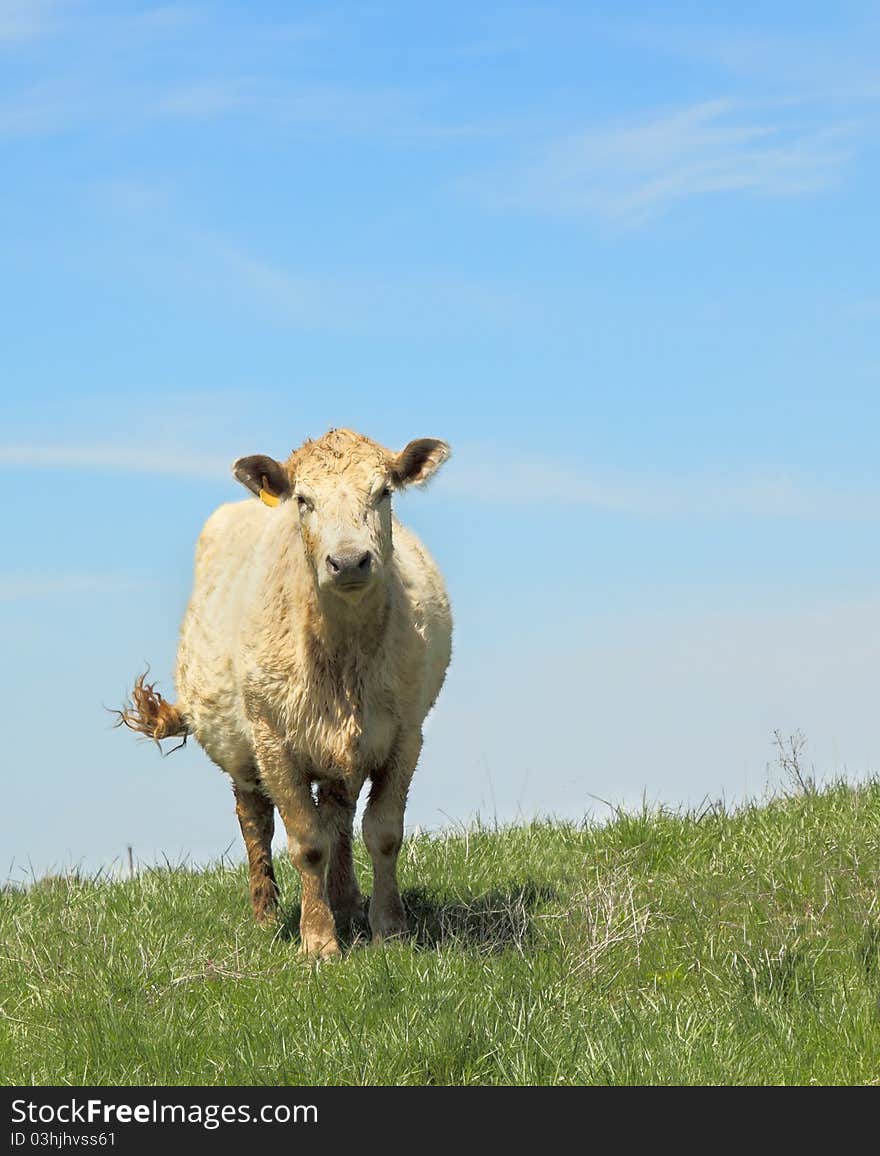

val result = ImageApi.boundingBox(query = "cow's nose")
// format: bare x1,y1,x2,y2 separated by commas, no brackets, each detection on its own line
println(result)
326,550,373,582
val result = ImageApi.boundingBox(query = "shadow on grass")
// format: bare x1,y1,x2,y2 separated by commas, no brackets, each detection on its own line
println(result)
275,880,556,954
403,881,556,952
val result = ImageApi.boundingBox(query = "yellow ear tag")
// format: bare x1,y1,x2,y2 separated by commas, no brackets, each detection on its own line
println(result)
259,487,280,507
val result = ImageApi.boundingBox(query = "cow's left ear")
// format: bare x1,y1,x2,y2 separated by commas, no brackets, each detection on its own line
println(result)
391,439,451,487
232,454,292,502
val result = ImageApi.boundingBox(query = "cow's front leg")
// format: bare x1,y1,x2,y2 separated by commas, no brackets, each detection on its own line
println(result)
253,727,339,958
363,730,421,943
281,781,340,957
317,781,366,937
232,778,279,925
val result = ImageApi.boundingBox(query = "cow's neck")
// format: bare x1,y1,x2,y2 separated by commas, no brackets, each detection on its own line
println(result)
303,581,392,662
275,531,392,662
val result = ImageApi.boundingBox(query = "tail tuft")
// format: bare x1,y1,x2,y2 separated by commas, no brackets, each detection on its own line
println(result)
112,670,189,752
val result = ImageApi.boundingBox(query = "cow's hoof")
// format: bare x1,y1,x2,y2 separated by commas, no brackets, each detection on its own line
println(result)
368,895,408,943
369,918,410,945
299,934,341,959
253,904,279,928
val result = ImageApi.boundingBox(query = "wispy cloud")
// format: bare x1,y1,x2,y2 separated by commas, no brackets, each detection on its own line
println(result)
619,22,880,105
153,77,490,143
0,77,91,138
75,198,534,334
844,299,880,320
88,176,172,216
0,0,70,46
5,438,879,522
454,35,527,59
0,7,205,136
0,572,155,601
192,239,532,335
470,98,855,225
0,10,426,144
124,5,202,37
445,444,880,520
0,444,228,481
1,69,489,145
154,78,254,119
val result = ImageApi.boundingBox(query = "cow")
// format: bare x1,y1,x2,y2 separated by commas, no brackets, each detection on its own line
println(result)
116,427,452,957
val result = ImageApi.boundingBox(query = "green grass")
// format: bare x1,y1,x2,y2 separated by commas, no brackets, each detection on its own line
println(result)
3,779,880,1085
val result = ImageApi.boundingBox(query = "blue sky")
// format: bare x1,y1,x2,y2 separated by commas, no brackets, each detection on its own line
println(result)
2,1,880,880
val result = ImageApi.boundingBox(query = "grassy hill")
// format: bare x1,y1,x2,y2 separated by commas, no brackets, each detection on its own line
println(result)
2,779,880,1086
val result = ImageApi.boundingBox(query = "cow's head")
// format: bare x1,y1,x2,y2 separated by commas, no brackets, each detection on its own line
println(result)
232,428,449,603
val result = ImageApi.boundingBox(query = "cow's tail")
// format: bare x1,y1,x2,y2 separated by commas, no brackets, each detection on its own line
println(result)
112,670,190,751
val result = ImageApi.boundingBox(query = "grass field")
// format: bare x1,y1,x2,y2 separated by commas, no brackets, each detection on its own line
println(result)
2,778,880,1086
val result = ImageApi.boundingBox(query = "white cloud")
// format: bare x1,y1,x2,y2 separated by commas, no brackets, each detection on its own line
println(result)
153,77,487,143
0,69,487,144
471,99,855,225
844,299,880,320
0,79,87,138
0,572,155,601
3,438,878,522
146,233,535,336
125,5,202,36
0,444,227,480
88,176,172,216
0,0,69,46
620,23,880,105
454,35,527,59
0,5,477,144
154,78,254,119
444,443,880,520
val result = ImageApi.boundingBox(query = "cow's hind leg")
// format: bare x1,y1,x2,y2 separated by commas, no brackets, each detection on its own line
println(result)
317,782,366,938
233,780,279,925
363,730,421,943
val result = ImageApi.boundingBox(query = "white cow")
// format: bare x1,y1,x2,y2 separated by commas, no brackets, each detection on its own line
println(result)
118,428,452,956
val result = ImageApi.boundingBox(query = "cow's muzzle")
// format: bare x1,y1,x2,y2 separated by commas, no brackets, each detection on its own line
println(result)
325,549,374,591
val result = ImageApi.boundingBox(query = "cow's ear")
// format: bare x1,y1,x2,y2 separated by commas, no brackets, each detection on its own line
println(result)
232,455,292,503
391,439,450,487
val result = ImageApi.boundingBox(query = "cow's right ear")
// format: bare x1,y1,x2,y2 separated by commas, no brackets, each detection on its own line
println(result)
232,455,292,504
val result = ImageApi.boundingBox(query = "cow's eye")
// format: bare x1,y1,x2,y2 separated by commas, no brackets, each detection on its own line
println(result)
381,487,392,500
296,495,313,513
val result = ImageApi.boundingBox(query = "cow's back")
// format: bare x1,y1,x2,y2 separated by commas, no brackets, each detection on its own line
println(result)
175,499,270,774
390,517,452,719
